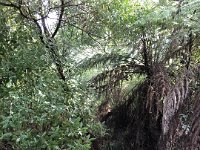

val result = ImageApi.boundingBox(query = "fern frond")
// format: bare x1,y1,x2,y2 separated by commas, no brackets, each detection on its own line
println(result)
76,51,133,71
90,61,146,95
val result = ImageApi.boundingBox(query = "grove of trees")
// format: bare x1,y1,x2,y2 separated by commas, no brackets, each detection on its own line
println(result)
0,0,199,149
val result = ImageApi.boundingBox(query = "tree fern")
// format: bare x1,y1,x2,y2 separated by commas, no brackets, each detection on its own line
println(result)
78,0,200,149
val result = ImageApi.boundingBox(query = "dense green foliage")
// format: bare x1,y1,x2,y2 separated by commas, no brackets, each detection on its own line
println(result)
0,0,199,149
0,1,104,149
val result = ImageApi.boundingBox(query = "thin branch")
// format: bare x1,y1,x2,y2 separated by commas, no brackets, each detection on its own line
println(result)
0,1,32,20
33,19,45,44
51,1,84,10
0,1,19,8
67,22,102,45
51,0,64,38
